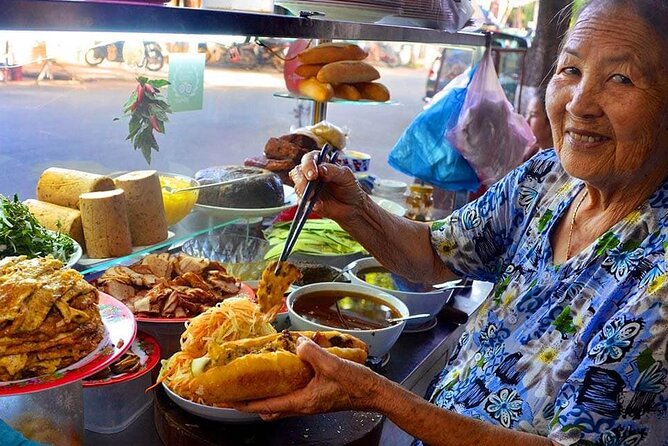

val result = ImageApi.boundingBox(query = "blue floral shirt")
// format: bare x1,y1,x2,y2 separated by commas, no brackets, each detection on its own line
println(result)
428,149,668,445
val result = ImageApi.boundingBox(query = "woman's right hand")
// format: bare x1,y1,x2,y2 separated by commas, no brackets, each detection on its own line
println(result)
290,150,368,222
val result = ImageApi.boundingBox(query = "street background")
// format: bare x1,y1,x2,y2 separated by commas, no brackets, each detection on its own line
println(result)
0,54,429,201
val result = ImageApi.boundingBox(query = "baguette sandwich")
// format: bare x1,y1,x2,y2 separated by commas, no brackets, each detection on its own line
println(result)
159,330,367,405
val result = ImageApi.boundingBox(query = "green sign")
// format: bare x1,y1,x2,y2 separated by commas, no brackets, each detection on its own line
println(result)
168,53,205,112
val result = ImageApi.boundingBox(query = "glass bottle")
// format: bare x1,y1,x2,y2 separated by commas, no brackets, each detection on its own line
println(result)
404,184,434,221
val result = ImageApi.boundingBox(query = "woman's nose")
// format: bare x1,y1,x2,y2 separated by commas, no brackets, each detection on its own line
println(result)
565,81,604,119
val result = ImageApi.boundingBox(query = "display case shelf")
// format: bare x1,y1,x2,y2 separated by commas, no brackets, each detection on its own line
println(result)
0,0,485,46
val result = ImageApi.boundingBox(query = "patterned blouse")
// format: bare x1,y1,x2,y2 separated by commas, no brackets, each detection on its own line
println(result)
428,149,668,445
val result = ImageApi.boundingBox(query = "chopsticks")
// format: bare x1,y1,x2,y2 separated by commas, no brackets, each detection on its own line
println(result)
275,144,339,273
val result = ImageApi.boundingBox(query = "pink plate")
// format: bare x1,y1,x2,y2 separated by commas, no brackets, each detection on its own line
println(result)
0,292,136,396
83,331,160,387
134,282,256,323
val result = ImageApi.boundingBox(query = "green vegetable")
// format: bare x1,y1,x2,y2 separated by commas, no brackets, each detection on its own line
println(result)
263,219,367,260
0,194,75,262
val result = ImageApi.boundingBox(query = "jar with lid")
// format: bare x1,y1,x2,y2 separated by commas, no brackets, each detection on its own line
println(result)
404,184,434,221
372,179,407,205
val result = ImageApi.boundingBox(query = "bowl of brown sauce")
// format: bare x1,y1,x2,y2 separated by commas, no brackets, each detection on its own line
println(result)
287,283,409,358
345,257,458,329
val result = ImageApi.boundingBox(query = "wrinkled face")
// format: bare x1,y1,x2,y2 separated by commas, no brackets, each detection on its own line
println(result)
527,96,552,149
546,6,668,188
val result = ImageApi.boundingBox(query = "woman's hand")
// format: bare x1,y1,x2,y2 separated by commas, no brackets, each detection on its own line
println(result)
233,336,384,420
289,150,368,222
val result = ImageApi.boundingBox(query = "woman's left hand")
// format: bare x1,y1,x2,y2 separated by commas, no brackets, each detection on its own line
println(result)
233,336,383,420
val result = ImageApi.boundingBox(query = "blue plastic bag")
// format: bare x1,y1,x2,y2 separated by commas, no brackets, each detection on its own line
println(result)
388,66,480,192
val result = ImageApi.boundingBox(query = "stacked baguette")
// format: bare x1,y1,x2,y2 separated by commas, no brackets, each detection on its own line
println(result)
296,42,390,103
28,167,168,259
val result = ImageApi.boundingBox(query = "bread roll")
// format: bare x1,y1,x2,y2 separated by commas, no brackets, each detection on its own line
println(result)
163,331,367,404
36,167,115,209
298,77,334,102
79,189,133,258
295,63,325,78
333,84,362,101
355,82,391,102
113,170,168,246
316,61,380,84
24,199,85,248
297,42,367,65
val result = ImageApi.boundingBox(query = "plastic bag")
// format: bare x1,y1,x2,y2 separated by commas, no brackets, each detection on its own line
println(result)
446,48,535,186
388,67,480,192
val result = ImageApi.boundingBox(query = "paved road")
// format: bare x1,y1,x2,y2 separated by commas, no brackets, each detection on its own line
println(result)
0,62,430,200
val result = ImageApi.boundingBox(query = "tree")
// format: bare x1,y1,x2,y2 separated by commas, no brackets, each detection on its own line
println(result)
524,0,573,90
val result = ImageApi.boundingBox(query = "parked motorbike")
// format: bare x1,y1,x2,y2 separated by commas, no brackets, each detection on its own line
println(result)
85,41,164,71
202,38,289,71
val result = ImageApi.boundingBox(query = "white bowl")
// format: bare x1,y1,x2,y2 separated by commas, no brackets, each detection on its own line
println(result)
286,282,408,358
345,257,453,328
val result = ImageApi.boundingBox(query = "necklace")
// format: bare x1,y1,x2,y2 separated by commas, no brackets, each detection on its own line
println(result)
566,189,589,260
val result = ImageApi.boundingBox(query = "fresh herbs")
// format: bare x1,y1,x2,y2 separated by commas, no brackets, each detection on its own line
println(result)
0,194,75,262
117,76,172,164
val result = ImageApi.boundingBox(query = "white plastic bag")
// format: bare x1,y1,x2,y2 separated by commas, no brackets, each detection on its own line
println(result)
446,48,535,186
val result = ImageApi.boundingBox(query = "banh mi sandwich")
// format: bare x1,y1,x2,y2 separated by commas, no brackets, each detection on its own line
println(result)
158,330,367,405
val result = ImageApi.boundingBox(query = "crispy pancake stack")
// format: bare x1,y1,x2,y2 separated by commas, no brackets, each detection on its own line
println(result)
0,256,103,381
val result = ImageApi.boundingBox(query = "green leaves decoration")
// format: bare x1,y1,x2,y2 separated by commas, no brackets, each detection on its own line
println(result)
116,76,172,164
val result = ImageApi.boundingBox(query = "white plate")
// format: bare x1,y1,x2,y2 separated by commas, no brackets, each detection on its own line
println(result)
77,231,175,266
194,185,297,220
65,239,83,268
370,196,405,217
163,383,261,423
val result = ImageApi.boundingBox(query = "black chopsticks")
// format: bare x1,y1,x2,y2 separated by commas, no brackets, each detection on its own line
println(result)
275,144,339,273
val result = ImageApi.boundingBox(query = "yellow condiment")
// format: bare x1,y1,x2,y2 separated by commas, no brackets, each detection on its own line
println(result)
159,175,199,226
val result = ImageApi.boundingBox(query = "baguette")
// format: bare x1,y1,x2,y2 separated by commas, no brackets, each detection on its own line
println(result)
298,77,334,102
297,43,367,65
332,84,362,101
355,82,391,102
295,63,325,78
162,331,367,404
316,61,380,84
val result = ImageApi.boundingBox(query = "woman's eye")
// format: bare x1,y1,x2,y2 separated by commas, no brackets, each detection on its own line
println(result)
611,74,632,84
561,67,580,76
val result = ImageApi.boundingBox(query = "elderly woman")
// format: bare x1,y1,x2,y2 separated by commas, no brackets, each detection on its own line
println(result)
238,0,668,444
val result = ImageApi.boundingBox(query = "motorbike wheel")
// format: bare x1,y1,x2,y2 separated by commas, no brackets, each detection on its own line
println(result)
84,48,104,66
144,43,164,72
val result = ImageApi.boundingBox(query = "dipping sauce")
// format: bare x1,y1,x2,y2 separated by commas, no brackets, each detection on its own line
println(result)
293,290,401,330
357,266,435,293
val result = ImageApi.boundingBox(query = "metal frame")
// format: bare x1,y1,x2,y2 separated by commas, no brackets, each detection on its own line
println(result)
0,0,485,46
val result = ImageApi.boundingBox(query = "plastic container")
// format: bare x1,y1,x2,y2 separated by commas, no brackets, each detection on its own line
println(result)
83,332,161,434
0,380,84,445
405,184,434,221
83,371,154,434
372,179,407,206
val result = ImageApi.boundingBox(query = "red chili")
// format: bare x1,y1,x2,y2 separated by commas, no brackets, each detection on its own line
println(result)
144,84,156,95
136,84,144,104
149,116,160,132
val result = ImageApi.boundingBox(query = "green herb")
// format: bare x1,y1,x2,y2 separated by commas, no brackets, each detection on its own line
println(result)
115,76,172,164
0,194,75,262
263,219,367,260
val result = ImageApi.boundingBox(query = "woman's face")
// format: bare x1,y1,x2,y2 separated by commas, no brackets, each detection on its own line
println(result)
527,96,553,149
546,6,668,188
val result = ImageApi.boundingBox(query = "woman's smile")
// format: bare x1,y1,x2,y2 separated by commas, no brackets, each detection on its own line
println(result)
564,128,610,149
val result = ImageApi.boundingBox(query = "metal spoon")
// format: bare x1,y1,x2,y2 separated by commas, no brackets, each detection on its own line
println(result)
161,175,261,194
387,313,431,323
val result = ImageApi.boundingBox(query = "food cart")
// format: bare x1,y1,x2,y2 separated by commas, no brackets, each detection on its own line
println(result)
0,1,492,444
